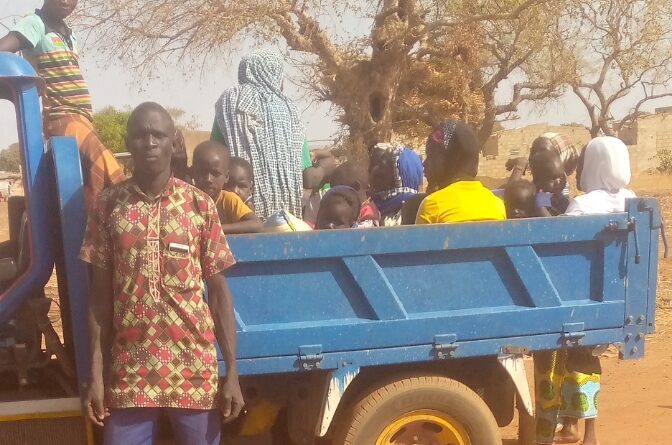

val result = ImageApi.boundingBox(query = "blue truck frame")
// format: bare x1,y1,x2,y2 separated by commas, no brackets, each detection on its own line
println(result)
0,52,661,444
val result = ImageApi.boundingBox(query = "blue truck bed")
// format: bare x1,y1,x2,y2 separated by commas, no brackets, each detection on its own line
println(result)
226,201,660,376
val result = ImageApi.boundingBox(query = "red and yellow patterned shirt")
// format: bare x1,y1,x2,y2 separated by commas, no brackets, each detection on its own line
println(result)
80,177,236,410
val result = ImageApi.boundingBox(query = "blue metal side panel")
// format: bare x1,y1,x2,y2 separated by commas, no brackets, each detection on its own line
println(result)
0,56,56,326
224,210,645,375
51,137,91,390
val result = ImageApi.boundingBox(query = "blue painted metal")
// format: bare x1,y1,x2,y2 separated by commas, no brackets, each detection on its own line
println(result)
226,200,659,375
0,53,56,326
51,137,91,389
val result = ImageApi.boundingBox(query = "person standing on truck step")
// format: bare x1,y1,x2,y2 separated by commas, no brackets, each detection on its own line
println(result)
0,0,125,212
80,102,244,445
416,120,506,224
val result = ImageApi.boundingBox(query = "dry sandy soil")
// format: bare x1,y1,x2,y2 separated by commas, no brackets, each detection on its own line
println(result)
1,174,671,444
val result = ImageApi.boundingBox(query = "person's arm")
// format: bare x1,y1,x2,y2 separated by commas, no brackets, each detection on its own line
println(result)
78,193,114,426
221,212,263,234
206,274,244,422
85,266,113,426
505,157,529,184
0,33,27,53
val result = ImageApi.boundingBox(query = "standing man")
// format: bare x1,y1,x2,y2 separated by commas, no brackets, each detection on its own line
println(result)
80,102,243,444
0,0,125,211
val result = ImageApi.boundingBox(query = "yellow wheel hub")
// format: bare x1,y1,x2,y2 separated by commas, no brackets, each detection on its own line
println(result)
375,410,471,445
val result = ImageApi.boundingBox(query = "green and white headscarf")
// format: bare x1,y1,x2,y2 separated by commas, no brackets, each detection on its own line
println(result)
215,49,305,218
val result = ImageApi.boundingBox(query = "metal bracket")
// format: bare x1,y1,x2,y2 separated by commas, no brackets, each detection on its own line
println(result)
561,322,585,346
298,345,323,370
433,334,458,359
502,345,531,355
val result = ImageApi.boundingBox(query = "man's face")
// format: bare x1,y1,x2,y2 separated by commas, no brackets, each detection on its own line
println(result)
126,110,174,179
44,0,78,20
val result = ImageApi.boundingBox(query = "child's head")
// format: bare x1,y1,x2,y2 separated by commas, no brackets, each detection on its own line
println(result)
530,150,566,194
43,0,78,20
315,186,361,230
369,144,423,195
504,180,537,219
424,121,480,189
579,137,631,193
225,157,254,205
330,161,371,203
191,141,230,201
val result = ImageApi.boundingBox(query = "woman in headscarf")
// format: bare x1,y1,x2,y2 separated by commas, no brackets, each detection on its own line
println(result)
369,143,424,226
415,120,506,224
212,49,305,219
507,132,581,195
565,136,635,215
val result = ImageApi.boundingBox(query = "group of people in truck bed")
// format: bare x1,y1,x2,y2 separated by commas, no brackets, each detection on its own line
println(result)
0,1,635,444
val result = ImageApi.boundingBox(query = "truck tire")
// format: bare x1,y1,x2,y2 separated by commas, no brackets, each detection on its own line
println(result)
332,374,501,445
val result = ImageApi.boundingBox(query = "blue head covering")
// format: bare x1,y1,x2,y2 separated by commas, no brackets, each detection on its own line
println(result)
372,145,423,218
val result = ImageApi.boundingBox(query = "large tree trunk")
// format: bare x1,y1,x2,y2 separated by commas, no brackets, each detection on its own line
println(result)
478,94,498,148
328,0,419,161
333,60,403,161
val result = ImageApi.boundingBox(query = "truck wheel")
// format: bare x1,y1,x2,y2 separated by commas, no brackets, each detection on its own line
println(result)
333,375,501,445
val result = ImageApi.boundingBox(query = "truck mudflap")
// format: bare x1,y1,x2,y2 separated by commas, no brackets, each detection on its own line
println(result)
315,366,360,437
497,353,534,416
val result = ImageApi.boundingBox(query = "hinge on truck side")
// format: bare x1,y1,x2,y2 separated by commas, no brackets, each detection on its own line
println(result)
298,345,323,370
433,334,458,359
561,322,585,347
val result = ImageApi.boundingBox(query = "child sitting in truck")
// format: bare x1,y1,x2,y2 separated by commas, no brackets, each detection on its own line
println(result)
415,121,506,224
529,149,570,216
369,143,423,226
192,141,263,234
315,186,362,230
330,161,381,228
224,157,256,213
503,180,537,219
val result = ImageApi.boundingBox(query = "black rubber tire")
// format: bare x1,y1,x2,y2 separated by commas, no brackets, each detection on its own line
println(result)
332,374,502,445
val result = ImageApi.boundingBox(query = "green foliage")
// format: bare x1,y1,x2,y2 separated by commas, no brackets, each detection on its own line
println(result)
92,106,132,154
653,149,672,173
0,143,21,173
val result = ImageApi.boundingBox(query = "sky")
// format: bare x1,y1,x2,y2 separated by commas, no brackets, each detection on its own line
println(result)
1,1,671,151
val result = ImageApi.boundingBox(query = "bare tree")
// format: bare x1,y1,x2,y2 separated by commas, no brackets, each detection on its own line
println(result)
565,0,672,137
77,0,550,157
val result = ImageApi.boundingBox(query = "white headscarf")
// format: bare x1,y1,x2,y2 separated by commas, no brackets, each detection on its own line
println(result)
565,137,636,215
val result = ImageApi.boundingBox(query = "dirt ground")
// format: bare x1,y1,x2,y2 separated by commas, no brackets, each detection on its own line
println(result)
1,174,671,444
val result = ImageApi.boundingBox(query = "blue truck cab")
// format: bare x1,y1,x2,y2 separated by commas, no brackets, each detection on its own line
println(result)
0,52,662,445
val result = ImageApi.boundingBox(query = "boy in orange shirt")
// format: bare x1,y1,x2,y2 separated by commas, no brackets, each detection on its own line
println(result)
192,141,263,234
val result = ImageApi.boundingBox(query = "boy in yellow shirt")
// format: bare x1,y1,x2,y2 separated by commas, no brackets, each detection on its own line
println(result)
192,141,263,234
416,121,506,224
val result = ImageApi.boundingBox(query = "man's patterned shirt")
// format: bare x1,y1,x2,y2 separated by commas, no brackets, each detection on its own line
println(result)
80,177,236,409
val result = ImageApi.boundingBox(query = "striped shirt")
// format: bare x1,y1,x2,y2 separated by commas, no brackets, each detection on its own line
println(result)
13,11,93,121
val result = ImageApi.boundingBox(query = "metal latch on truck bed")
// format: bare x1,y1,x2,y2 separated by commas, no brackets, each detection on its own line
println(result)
605,218,641,264
433,334,458,359
561,323,585,346
298,345,323,370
